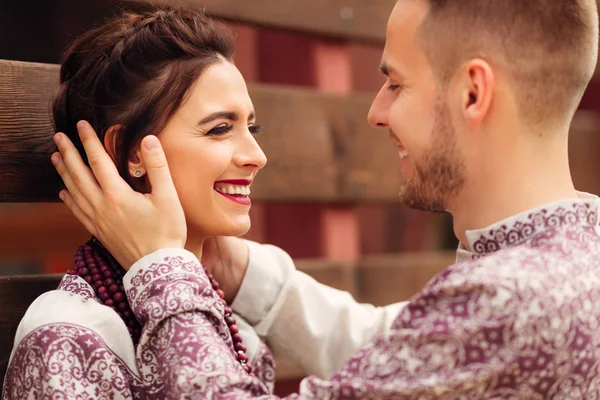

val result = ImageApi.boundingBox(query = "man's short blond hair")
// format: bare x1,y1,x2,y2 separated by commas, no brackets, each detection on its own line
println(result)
417,0,599,126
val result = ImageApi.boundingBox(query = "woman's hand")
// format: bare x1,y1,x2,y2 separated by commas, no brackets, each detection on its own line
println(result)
51,120,187,270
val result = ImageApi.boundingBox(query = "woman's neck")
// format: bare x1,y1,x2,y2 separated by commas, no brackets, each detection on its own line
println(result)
184,235,206,260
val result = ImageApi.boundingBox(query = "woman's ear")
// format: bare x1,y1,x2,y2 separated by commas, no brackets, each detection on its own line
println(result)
104,125,146,180
127,146,146,179
103,125,121,164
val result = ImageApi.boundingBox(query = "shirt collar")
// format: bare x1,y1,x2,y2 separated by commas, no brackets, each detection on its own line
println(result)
456,192,600,263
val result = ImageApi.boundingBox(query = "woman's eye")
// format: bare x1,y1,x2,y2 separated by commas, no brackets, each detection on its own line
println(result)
249,124,262,135
207,124,233,135
387,84,401,92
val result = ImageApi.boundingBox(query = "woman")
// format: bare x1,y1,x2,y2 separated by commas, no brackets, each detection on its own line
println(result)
2,8,276,399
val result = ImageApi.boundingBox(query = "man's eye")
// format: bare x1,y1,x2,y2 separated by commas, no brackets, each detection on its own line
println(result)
207,125,233,135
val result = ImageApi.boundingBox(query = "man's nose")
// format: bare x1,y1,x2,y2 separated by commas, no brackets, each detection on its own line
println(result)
367,87,389,129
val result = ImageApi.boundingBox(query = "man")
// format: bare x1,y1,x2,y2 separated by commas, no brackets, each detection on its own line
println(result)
51,0,600,397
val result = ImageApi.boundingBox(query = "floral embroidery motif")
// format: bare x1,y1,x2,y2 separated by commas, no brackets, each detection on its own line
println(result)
470,202,597,256
57,274,100,303
2,324,143,400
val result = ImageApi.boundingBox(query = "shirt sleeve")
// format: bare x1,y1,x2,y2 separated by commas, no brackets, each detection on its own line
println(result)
231,240,408,378
124,248,285,399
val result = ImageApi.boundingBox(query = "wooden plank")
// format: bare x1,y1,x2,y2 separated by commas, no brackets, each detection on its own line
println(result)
297,258,358,296
0,60,61,202
0,59,400,203
569,110,600,196
357,251,456,306
123,0,395,44
249,84,340,201
0,59,342,202
4,59,598,204
0,204,88,259
337,94,405,201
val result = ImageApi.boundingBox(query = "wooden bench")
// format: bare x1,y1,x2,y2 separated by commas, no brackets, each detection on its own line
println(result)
2,0,600,396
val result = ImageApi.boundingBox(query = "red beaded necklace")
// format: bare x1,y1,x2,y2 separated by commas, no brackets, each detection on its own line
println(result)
68,238,252,374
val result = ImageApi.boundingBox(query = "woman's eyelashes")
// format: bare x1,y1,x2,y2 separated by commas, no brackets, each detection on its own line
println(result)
207,124,233,135
206,123,262,136
387,83,401,92
249,124,262,135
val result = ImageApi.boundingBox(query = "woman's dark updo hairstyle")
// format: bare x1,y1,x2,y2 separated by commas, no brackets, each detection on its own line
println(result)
52,8,235,185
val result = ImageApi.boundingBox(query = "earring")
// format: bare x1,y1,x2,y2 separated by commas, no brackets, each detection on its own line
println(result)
132,169,145,178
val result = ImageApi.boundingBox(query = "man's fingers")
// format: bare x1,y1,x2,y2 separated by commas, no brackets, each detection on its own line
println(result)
59,190,98,237
76,121,127,193
140,135,180,203
52,151,96,217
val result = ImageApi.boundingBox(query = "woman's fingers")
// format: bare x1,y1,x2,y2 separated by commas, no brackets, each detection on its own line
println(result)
51,151,95,218
140,135,180,206
76,121,128,193
53,131,105,208
59,189,98,237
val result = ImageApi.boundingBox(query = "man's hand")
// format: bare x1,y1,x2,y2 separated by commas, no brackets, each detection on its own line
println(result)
51,120,187,269
201,236,250,303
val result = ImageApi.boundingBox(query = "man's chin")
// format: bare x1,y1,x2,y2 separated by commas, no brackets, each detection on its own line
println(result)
399,184,447,213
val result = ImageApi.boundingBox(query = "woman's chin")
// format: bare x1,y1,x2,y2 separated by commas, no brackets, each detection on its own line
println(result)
218,217,252,237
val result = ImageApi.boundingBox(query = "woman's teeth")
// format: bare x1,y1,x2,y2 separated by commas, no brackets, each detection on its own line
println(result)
399,150,409,160
215,185,251,196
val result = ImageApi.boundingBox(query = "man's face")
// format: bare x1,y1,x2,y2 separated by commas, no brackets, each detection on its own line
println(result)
368,0,465,212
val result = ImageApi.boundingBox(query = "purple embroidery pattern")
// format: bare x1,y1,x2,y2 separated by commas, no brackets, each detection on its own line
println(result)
471,202,597,256
2,324,143,400
252,343,276,393
57,274,101,303
126,256,272,398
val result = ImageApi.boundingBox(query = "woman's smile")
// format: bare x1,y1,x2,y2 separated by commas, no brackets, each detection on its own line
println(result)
214,179,252,206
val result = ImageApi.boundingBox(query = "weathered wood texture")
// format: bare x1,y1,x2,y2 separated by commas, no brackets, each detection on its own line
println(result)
0,60,61,202
0,59,403,203
123,0,395,44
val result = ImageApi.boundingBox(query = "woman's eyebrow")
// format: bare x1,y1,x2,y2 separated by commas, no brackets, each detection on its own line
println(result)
198,111,256,125
198,111,239,125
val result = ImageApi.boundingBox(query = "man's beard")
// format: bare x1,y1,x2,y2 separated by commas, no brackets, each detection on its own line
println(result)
399,101,466,213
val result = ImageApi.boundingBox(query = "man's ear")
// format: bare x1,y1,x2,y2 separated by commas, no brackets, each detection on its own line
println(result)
461,59,495,130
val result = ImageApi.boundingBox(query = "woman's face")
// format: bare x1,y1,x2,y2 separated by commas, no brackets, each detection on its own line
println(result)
153,60,267,239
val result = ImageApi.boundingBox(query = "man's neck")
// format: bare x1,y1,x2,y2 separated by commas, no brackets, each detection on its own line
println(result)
450,137,578,249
